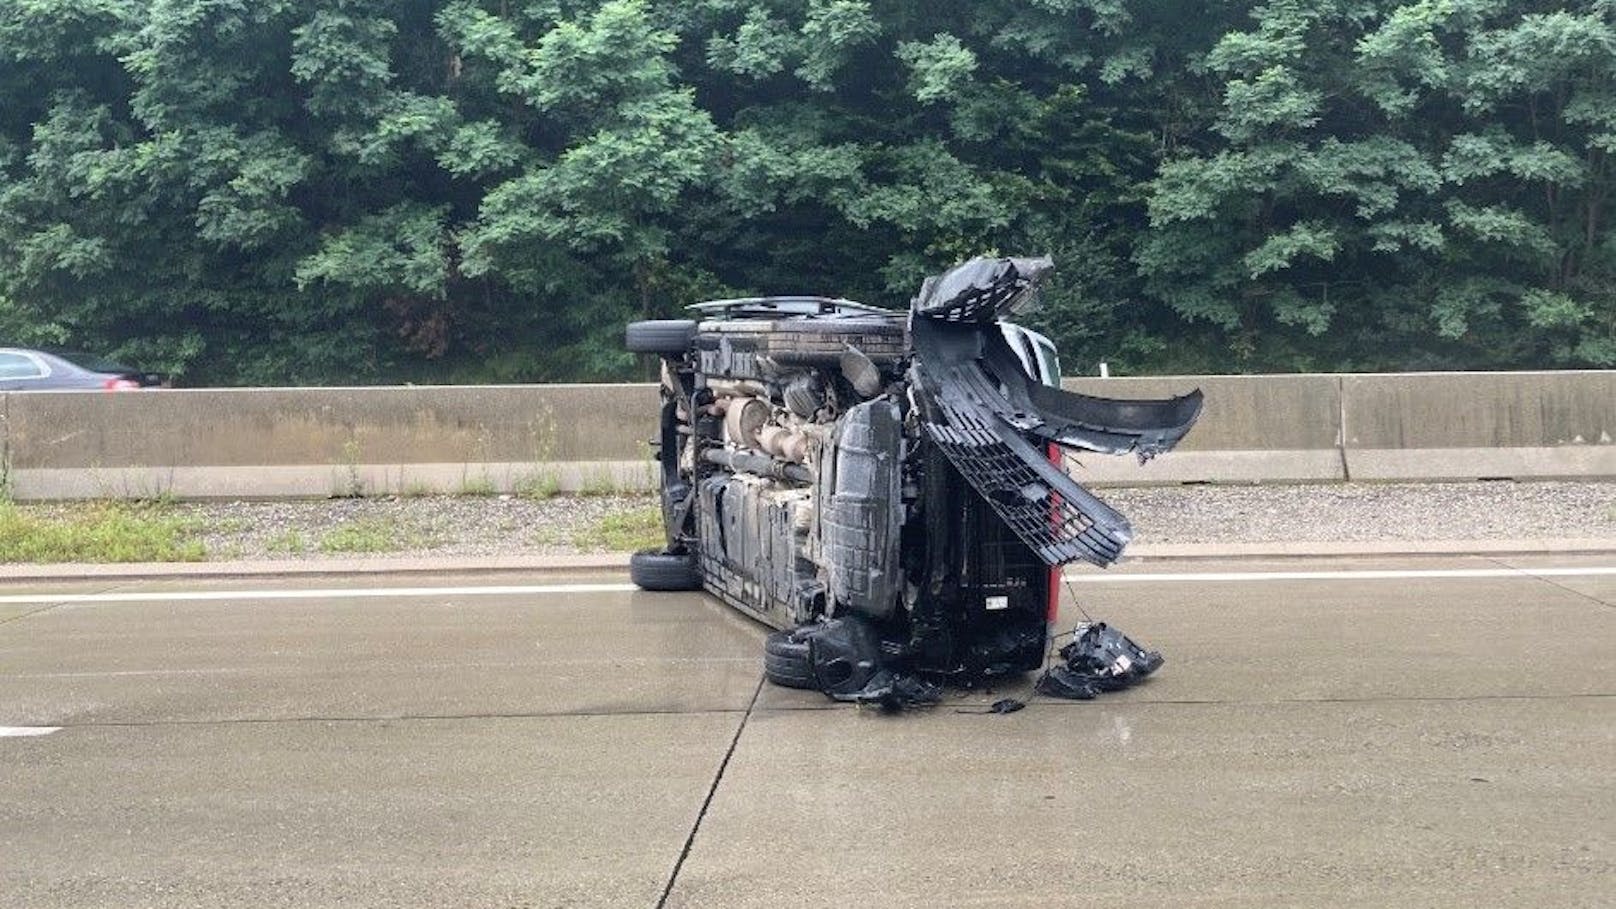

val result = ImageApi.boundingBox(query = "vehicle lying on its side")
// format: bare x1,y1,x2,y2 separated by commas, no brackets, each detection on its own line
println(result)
626,256,1202,700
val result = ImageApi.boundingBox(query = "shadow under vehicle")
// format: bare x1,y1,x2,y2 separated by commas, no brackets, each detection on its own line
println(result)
626,257,1202,702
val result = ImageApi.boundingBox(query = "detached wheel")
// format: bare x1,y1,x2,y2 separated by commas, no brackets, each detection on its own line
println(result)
625,319,697,356
629,549,701,592
763,629,816,690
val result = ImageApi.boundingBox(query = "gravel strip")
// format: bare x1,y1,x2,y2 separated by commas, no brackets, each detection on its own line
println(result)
11,481,1616,562
1103,481,1616,545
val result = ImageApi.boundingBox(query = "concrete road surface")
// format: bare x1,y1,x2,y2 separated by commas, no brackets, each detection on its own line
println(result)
1,558,1611,907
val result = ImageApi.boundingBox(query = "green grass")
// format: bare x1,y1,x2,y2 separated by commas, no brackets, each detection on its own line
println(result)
570,506,666,552
318,517,433,554
576,469,622,497
265,529,310,555
514,469,562,500
457,475,497,496
398,480,439,498
0,502,206,563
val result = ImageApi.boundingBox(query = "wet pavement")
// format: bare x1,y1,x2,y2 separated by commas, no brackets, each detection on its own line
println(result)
2,559,1612,907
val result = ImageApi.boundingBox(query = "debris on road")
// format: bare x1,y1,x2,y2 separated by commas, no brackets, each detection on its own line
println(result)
956,698,1028,715
1036,623,1165,700
765,618,944,712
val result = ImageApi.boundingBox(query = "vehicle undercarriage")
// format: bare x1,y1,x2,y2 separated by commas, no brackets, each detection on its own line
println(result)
627,257,1202,703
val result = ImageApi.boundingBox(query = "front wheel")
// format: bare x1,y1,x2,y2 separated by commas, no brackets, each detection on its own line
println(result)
629,549,702,592
625,319,697,356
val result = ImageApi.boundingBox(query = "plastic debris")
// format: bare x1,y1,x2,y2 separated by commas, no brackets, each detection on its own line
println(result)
833,671,944,712
1035,622,1164,700
781,617,943,712
953,697,1029,715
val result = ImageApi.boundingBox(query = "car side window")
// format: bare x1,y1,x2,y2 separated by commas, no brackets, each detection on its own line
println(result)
0,352,44,379
1034,339,1062,388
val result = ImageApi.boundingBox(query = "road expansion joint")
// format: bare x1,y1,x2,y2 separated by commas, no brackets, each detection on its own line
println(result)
12,705,752,731
1481,555,1616,612
1041,693,1616,707
657,674,765,909
0,581,133,630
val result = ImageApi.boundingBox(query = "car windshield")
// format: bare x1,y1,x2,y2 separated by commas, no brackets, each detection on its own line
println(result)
46,350,132,373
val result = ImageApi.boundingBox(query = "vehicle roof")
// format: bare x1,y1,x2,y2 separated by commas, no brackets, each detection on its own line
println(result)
0,347,130,374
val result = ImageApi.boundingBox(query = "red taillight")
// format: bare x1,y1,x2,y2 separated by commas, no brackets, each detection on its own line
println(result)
102,378,141,391
1046,441,1063,625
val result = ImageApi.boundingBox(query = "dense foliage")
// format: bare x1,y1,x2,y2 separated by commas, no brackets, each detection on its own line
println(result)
0,0,1611,384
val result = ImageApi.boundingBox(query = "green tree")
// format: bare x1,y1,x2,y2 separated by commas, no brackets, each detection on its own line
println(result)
0,1,1610,383
1138,0,1616,370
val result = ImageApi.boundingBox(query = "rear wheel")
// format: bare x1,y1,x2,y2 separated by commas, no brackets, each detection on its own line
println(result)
629,549,701,592
625,320,697,356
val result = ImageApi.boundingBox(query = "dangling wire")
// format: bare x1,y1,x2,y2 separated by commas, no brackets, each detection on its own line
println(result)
1042,575,1096,670
1063,576,1095,625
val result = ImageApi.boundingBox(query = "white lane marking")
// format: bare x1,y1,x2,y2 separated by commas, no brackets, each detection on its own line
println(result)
0,567,1611,607
0,726,62,737
0,583,637,606
1065,566,1616,583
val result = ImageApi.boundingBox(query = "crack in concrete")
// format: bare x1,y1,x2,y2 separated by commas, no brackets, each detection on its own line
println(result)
657,674,765,909
14,691,1612,732
8,706,754,730
1482,555,1616,613
0,582,132,629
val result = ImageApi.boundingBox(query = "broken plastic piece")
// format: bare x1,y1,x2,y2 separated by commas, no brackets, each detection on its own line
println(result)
1035,666,1099,699
831,670,943,712
1035,623,1163,699
800,616,884,697
771,617,943,711
955,697,1028,715
912,256,1054,323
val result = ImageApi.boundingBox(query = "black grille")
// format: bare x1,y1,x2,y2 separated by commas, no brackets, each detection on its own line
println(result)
924,405,1130,567
910,312,1133,568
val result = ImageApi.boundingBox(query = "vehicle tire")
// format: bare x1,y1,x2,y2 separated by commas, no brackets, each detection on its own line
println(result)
629,549,702,592
625,319,697,356
762,629,817,689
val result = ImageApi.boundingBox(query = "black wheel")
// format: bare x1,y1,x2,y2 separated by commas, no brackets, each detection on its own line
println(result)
629,549,702,592
763,629,816,690
625,319,697,356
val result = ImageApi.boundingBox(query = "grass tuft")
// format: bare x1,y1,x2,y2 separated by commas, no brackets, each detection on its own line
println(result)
318,517,433,554
398,481,439,499
0,502,206,563
570,506,665,552
576,469,621,497
265,529,309,555
514,470,562,500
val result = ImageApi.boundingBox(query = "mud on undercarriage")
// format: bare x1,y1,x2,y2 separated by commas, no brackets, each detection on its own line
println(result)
626,256,1202,707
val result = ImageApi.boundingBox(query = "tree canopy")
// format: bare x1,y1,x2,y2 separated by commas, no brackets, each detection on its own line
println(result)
1,0,1610,384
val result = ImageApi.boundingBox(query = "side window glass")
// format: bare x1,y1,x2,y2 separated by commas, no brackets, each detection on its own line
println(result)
1035,341,1062,388
0,352,43,379
1016,335,1042,381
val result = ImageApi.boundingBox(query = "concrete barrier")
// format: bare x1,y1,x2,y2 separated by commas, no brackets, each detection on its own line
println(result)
2,371,1613,500
4,385,661,500
1061,375,1345,484
1342,371,1616,480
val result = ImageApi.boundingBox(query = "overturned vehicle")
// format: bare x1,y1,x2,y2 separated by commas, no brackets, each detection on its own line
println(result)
626,257,1202,704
